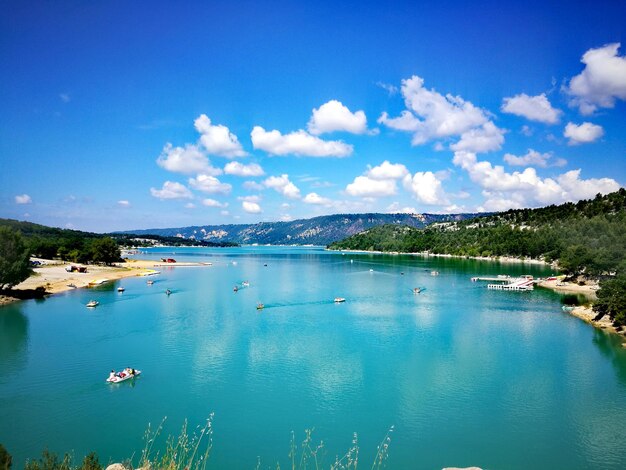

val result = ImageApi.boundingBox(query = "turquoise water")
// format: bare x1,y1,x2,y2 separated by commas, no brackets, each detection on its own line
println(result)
2,246,626,469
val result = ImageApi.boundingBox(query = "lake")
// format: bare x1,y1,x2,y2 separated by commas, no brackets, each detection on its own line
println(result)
1,246,626,469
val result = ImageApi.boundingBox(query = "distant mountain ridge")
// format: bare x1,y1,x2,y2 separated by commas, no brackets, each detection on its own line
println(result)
121,212,485,245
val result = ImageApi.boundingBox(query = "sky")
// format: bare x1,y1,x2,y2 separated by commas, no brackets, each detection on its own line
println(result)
1,0,625,233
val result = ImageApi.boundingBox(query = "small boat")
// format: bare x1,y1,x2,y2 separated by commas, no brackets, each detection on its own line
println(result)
369,269,374,272
562,305,575,312
117,287,125,292
106,369,141,384
242,281,250,287
413,287,421,294
86,300,99,308
256,303,264,310
67,283,76,288
146,280,154,285
334,297,346,303
431,271,439,276
233,286,239,292
166,289,171,296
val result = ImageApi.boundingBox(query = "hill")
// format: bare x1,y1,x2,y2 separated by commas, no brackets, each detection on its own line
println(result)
121,212,485,245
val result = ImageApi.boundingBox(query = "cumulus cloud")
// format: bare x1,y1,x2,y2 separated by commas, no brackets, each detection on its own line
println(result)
202,198,227,208
366,160,409,180
501,93,562,124
263,174,301,199
224,161,265,177
378,75,491,146
150,181,193,200
242,201,262,213
402,172,450,205
303,192,332,205
564,122,604,145
251,126,353,157
194,114,248,158
238,195,261,203
565,43,626,115
453,150,620,209
503,149,566,168
15,194,32,204
345,176,398,197
117,200,130,207
449,122,505,153
157,143,222,175
188,174,232,194
377,81,399,95
307,100,369,135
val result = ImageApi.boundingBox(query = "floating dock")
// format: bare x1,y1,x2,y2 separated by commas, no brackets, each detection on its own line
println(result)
472,275,535,291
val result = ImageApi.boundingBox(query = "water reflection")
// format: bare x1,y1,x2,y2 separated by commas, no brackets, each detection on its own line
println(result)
0,303,29,379
592,329,626,385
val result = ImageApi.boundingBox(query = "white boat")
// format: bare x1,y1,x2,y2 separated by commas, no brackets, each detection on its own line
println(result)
86,300,99,308
146,280,154,285
242,281,250,287
413,287,421,294
334,297,346,303
117,287,125,292
562,305,575,312
106,369,141,383
256,303,265,310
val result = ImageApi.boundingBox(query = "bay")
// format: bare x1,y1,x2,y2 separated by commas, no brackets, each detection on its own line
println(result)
1,246,626,469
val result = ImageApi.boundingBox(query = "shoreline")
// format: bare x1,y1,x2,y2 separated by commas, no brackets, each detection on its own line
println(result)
0,259,212,306
329,248,553,266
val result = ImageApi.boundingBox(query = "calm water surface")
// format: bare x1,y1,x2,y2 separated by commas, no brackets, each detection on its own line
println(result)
2,246,626,469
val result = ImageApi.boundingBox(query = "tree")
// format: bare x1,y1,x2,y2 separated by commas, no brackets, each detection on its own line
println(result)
0,227,33,290
90,237,120,265
593,274,626,327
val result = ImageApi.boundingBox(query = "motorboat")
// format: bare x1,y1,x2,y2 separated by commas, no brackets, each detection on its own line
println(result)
86,300,99,308
166,289,172,296
256,303,265,310
147,280,154,285
233,285,239,292
106,369,141,384
242,281,250,287
334,297,346,303
413,287,421,294
117,287,125,292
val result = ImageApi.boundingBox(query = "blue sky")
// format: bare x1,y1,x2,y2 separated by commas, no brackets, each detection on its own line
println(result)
1,0,625,232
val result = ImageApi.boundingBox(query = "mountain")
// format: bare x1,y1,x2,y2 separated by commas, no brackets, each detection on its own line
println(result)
121,212,485,246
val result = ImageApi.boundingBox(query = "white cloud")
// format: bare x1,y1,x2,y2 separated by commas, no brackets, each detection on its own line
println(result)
117,200,130,207
565,43,626,115
387,202,417,214
224,161,265,177
449,122,505,153
501,93,562,124
194,114,248,158
150,181,193,200
251,126,353,157
185,203,196,209
521,125,533,137
307,100,368,135
377,82,399,95
263,174,301,199
564,122,604,145
503,149,566,168
243,181,265,191
15,194,32,204
220,210,229,216
303,192,332,205
59,93,70,103
242,201,262,213
188,174,232,194
453,150,620,209
279,214,293,222
157,143,222,175
202,198,227,208
378,75,490,145
402,172,450,205
345,176,397,197
366,160,409,180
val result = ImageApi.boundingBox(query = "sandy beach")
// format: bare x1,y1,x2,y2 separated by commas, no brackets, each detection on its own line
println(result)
0,259,212,305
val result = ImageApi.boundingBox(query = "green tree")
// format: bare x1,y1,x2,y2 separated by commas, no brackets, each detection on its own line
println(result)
90,237,120,265
0,227,33,290
593,274,626,327
0,443,11,470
